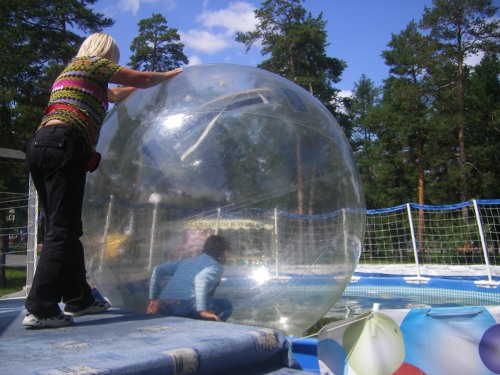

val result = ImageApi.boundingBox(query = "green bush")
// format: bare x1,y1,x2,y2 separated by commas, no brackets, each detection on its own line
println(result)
0,268,26,297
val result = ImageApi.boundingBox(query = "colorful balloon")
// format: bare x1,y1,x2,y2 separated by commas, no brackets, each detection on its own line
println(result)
342,312,405,375
479,323,500,373
393,362,427,375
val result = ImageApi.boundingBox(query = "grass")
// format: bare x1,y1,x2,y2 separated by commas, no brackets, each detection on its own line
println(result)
0,267,26,297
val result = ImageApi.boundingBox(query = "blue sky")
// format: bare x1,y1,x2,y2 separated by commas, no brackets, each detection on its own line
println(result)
91,0,439,95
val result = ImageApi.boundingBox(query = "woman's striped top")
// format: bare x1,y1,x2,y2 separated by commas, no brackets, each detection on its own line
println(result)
40,56,122,151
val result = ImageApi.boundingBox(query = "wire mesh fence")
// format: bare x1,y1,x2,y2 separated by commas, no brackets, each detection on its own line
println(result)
2,178,499,289
362,200,500,268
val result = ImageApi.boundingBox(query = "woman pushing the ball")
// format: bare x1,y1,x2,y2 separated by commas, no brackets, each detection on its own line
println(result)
23,32,183,328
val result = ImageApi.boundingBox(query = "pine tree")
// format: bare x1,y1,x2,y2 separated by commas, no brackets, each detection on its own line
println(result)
465,53,500,198
380,21,435,205
128,14,188,72
347,75,381,208
420,0,500,202
236,0,345,116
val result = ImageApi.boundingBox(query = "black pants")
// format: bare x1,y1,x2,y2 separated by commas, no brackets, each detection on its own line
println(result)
25,125,94,318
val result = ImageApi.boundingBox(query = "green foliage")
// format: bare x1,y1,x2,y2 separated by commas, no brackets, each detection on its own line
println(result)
347,75,381,207
0,0,114,195
347,0,500,207
0,268,26,296
420,0,500,58
128,13,188,72
465,53,500,198
1,0,499,211
419,0,500,202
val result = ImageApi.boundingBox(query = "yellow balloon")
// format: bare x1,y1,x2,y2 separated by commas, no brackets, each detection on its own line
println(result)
343,312,405,375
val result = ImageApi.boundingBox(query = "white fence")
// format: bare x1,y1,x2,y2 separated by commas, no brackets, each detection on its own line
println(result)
360,200,500,285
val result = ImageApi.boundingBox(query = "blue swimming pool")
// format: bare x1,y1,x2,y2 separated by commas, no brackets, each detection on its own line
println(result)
327,272,500,319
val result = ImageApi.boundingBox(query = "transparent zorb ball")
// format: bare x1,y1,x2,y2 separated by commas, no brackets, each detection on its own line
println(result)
82,64,365,336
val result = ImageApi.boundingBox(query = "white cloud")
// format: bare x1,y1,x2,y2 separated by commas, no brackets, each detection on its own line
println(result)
118,0,176,15
339,90,352,98
197,2,256,35
179,30,230,54
119,0,140,14
180,2,256,54
187,55,203,66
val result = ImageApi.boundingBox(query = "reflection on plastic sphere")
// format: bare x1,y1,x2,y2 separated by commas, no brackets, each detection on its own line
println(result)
82,64,365,335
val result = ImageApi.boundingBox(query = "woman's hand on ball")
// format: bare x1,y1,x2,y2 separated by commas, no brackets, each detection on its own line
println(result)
165,68,183,78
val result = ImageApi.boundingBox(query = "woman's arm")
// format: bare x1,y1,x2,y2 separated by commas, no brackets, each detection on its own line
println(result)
107,87,138,103
111,67,183,89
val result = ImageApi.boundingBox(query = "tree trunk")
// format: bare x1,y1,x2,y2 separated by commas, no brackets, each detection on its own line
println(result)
418,138,425,260
456,30,468,203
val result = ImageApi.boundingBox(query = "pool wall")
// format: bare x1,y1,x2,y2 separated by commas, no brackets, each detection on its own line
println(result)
343,270,500,310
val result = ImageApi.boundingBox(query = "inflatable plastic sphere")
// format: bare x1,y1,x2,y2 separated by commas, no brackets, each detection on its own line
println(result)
82,64,365,336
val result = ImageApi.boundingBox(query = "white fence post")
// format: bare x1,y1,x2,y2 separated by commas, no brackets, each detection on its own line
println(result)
405,203,429,284
472,200,498,287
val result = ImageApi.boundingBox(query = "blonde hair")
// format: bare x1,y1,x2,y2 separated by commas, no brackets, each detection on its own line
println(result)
76,32,120,63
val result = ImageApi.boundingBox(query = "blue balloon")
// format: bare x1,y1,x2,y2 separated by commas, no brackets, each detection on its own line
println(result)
479,323,500,373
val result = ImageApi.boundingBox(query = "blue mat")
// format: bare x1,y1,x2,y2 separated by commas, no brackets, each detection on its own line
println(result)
0,297,314,375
